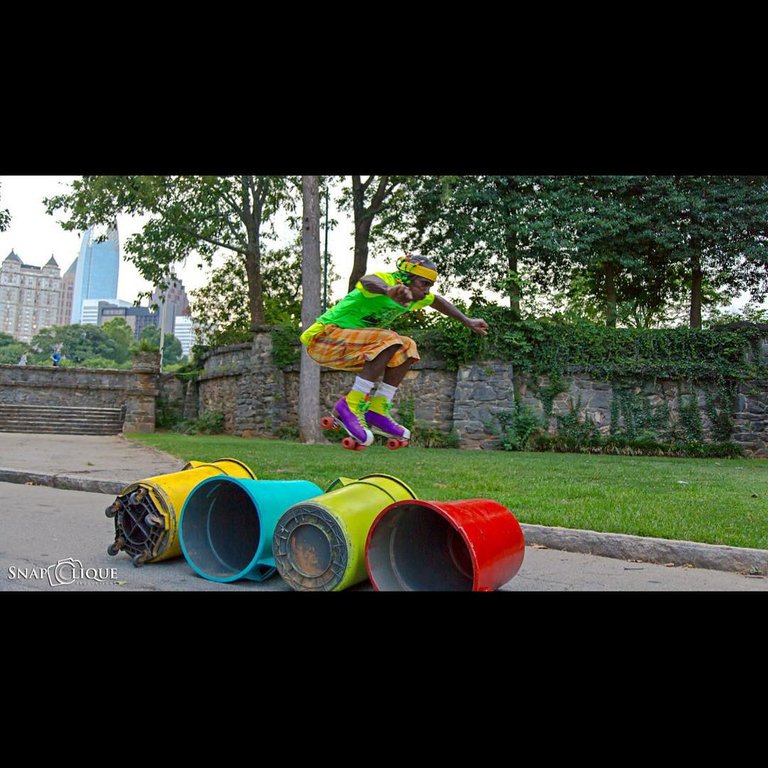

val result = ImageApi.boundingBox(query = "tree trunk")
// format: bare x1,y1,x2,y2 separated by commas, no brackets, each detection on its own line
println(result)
604,261,617,328
690,249,703,329
245,242,265,329
506,232,521,321
349,219,373,291
299,176,322,443
347,175,393,292
243,178,266,330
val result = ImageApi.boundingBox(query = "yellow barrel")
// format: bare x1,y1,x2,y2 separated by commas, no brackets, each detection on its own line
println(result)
106,458,256,567
272,473,417,591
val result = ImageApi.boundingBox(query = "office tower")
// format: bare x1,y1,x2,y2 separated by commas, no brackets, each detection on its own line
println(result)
98,301,159,340
57,257,77,326
172,315,196,357
150,274,190,336
70,222,120,323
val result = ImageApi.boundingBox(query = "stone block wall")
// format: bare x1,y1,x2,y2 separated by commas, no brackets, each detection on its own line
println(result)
0,356,159,433
192,334,768,457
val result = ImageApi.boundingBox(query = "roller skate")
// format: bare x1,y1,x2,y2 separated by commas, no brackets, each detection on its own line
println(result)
320,391,374,451
365,395,411,450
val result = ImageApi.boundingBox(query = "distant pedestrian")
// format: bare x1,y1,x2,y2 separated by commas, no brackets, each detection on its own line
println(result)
52,351,62,367
18,353,27,366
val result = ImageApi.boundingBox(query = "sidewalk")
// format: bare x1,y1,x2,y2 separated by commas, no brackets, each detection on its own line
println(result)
0,432,184,493
0,432,766,579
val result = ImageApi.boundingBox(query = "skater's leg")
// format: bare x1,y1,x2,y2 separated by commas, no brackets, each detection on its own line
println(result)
360,344,400,382
365,358,416,440
382,358,415,387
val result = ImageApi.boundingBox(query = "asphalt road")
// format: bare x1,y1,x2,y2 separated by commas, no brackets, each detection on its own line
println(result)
1,481,765,592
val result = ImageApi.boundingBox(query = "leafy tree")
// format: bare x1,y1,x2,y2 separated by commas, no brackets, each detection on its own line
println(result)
100,317,133,363
139,325,183,365
0,332,29,364
29,324,123,365
375,176,541,320
527,176,768,329
524,176,671,328
651,176,768,328
337,175,405,291
44,176,297,332
191,245,305,347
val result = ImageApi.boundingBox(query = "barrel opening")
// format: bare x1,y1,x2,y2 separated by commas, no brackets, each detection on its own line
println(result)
181,479,261,580
368,503,475,591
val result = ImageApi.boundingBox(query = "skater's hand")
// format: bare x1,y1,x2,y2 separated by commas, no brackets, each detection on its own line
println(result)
387,283,413,305
465,318,489,336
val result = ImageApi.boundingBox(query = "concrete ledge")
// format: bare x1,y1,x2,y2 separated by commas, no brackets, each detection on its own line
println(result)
521,523,768,576
0,467,128,496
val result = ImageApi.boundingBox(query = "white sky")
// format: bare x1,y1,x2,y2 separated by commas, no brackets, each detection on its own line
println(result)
0,175,400,308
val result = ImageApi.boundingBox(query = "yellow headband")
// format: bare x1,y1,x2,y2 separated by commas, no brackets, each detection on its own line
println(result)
400,261,438,283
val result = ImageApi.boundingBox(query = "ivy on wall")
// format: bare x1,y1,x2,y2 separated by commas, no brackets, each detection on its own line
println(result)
397,309,765,383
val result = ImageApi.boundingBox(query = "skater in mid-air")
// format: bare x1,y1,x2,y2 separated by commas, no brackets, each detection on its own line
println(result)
300,253,489,447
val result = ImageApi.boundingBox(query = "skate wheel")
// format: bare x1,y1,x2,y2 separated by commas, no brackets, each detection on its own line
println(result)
105,501,120,518
400,440,409,448
342,436,359,450
320,416,335,430
107,542,121,557
386,438,401,450
354,444,366,451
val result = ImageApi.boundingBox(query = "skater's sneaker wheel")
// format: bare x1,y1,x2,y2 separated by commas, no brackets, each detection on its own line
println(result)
320,416,335,430
342,436,359,450
386,437,401,450
399,440,409,448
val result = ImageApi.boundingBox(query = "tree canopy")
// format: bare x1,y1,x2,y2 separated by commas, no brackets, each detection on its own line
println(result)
44,175,298,331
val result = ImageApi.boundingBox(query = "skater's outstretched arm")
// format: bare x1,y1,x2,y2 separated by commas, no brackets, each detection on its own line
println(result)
430,294,489,336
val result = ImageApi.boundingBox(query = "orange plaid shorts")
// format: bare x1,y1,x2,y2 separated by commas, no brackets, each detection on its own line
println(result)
305,324,420,372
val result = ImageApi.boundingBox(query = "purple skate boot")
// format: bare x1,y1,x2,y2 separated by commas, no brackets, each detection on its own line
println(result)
326,391,374,449
365,395,411,450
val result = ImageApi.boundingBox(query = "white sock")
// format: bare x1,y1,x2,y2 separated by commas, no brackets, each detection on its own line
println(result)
351,376,375,396
374,382,398,403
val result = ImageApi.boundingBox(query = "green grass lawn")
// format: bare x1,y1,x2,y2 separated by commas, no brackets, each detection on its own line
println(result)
127,432,768,550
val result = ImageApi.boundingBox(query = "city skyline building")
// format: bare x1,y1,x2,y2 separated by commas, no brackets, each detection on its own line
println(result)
151,275,190,337
172,315,196,357
70,223,120,324
58,258,77,326
0,250,63,342
97,301,159,340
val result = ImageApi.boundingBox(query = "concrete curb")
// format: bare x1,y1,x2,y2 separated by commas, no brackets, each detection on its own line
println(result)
0,467,128,496
2,466,766,576
521,523,767,576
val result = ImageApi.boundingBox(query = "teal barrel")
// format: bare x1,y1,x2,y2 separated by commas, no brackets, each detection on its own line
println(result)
179,477,323,583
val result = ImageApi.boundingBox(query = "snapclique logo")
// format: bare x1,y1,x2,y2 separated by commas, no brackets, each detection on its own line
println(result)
7,558,117,587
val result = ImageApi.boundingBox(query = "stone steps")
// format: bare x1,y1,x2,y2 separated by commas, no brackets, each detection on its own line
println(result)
0,404,125,435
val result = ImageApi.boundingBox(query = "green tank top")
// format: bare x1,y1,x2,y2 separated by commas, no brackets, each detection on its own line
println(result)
316,272,435,329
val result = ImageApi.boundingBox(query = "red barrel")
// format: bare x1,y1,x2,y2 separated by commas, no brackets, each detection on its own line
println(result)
365,499,525,591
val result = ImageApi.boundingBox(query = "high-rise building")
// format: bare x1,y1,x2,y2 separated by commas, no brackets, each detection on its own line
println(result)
0,250,63,342
57,258,77,326
151,275,190,336
172,315,197,357
98,301,159,340
70,222,120,323
81,298,133,326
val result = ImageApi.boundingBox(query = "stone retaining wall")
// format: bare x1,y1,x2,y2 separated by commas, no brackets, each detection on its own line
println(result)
188,334,768,456
0,354,159,432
